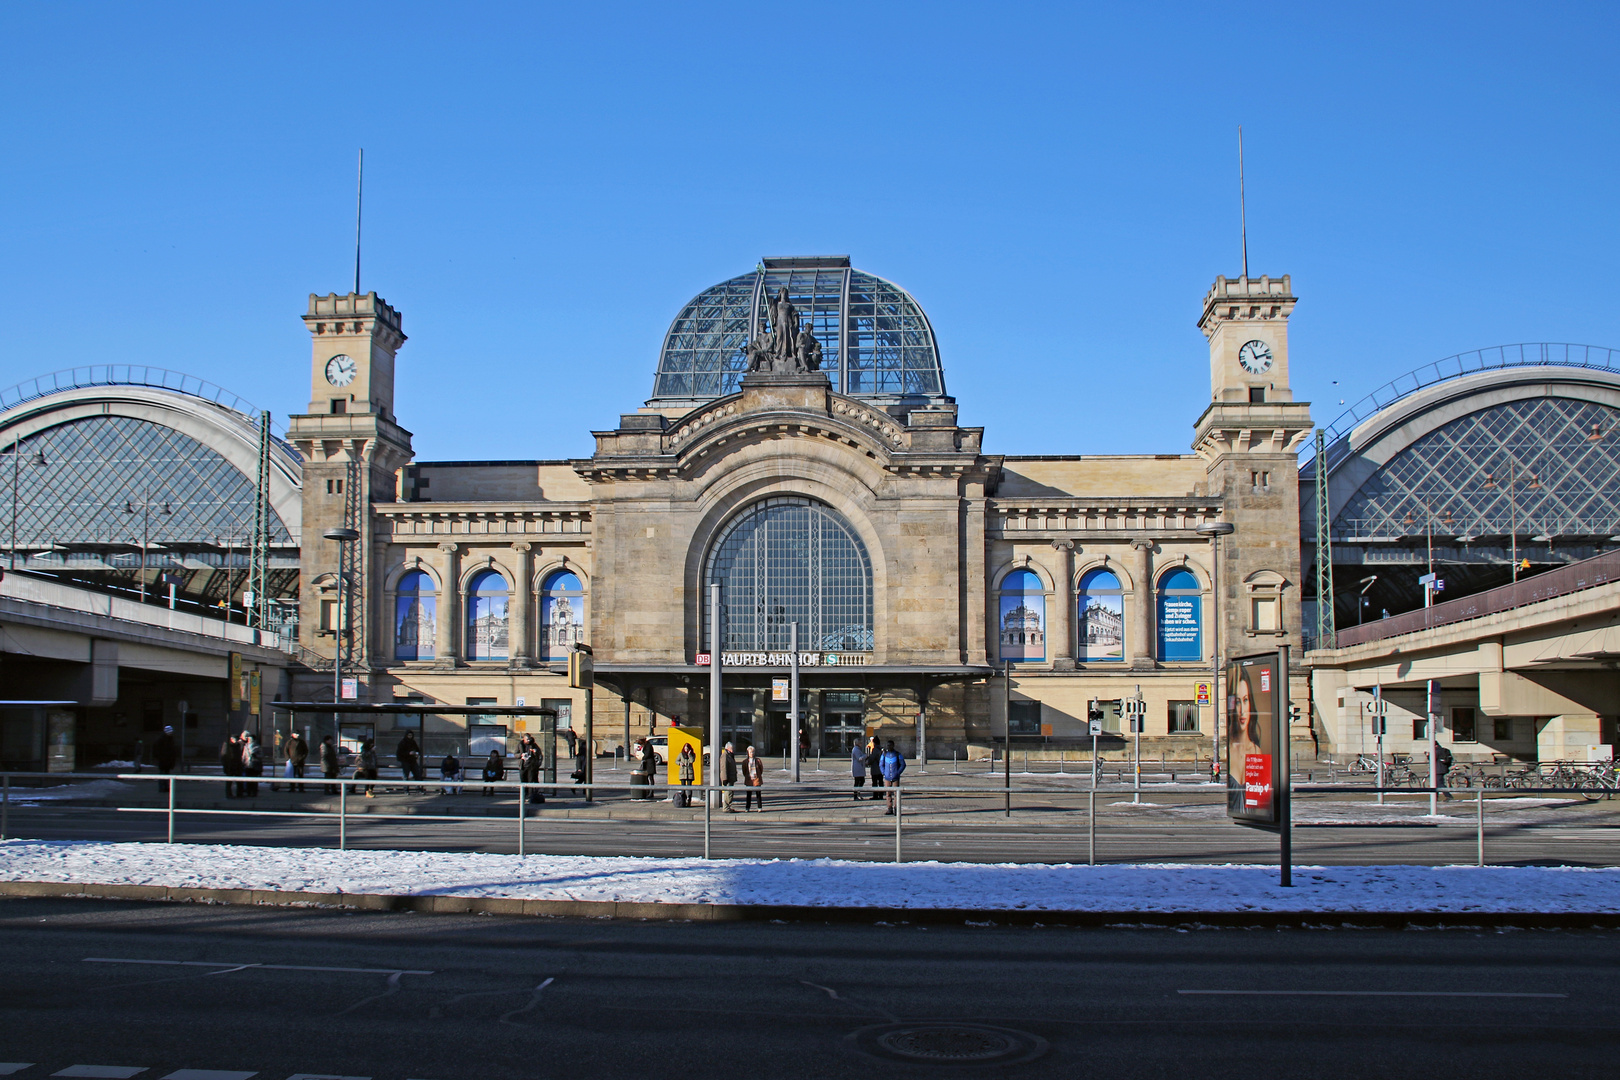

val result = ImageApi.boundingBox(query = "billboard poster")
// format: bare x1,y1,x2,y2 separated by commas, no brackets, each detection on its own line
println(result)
998,568,1046,662
1155,568,1202,662
1077,570,1124,661
1226,651,1282,826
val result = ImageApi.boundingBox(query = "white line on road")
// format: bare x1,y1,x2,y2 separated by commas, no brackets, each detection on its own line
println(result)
161,1071,257,1080
52,1069,147,1079
0,1068,33,1077
1179,990,1567,998
83,959,433,976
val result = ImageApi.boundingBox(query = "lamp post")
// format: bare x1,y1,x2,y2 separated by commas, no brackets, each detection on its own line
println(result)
324,527,360,729
1357,574,1378,626
123,492,172,603
8,443,48,571
1196,521,1234,776
1484,459,1540,583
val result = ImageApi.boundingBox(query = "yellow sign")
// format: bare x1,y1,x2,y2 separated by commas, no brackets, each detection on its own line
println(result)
666,725,705,786
229,652,242,709
249,670,262,716
1195,681,1212,707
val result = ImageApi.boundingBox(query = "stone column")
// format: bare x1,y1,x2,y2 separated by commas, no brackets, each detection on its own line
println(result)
1131,538,1154,670
1049,539,1075,670
510,542,533,667
435,542,459,668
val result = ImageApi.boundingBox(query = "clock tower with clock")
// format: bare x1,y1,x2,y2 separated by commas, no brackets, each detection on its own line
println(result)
288,291,415,682
1192,274,1313,674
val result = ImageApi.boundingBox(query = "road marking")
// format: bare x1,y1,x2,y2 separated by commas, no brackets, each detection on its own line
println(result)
161,1072,256,1080
83,959,433,976
498,977,555,1027
1179,990,1567,998
0,1068,32,1077
285,1075,369,1080
52,1070,146,1079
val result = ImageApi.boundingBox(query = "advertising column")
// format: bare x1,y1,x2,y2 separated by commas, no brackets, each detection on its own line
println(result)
1225,647,1292,885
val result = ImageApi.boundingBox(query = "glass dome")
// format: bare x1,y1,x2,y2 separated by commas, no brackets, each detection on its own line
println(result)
650,255,947,409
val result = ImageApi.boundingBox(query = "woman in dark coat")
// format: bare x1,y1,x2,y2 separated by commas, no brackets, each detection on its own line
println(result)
481,749,505,796
866,736,883,800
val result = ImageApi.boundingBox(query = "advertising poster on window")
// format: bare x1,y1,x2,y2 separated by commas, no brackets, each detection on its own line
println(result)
998,571,1046,662
1157,594,1201,661
1077,594,1124,661
1226,651,1282,826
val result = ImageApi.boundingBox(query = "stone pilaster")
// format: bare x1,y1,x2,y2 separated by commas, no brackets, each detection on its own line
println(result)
1131,538,1154,670
435,542,458,669
510,542,533,667
1050,539,1075,670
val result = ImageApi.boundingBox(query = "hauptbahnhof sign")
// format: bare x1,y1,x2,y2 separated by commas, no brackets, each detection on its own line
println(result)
694,652,871,667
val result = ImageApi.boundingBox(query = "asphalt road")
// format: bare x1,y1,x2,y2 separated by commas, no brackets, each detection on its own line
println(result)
6,800,1618,867
1,897,1616,1080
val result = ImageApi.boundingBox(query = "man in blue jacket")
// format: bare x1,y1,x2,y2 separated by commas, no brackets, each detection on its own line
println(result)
879,739,906,815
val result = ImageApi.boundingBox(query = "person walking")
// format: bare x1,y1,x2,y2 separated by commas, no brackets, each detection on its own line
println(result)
1435,741,1454,801
720,741,738,812
319,735,341,795
879,739,906,815
219,734,241,799
287,731,308,790
481,749,505,795
396,731,422,789
153,725,178,793
519,734,545,804
742,744,765,811
866,736,883,800
572,742,589,796
357,738,378,797
440,751,462,795
850,738,869,801
636,737,660,800
677,743,696,807
240,732,263,797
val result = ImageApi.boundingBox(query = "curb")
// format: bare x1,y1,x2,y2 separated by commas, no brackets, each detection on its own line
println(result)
2,879,1617,929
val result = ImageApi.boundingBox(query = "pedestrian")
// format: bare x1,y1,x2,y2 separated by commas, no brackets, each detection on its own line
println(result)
519,734,544,804
396,730,422,788
287,731,308,790
879,739,906,815
1435,741,1454,801
677,743,696,807
637,737,660,800
219,734,241,798
440,751,462,795
481,749,505,795
357,738,378,797
240,732,263,797
720,741,738,812
153,725,178,793
866,736,883,800
572,742,589,796
742,744,764,811
319,735,341,795
850,738,869,801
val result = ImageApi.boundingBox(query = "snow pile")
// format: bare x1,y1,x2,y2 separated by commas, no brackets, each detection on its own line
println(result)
2,839,1618,914
4,779,138,803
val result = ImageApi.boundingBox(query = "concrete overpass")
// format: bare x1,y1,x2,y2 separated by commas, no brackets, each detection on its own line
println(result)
1307,551,1619,764
0,571,292,770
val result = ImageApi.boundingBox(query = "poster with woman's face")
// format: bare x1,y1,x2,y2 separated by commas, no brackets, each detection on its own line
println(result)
1226,654,1278,823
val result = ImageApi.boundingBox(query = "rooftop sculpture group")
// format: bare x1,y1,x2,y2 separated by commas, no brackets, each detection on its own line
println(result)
747,287,823,376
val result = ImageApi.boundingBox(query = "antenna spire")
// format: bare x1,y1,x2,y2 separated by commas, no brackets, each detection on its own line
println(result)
354,148,364,295
1238,126,1249,280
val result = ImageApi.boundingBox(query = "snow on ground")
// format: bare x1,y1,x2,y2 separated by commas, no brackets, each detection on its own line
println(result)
2,839,1618,914
3,779,138,803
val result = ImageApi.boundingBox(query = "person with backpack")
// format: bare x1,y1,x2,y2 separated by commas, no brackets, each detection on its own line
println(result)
396,731,423,787
879,739,906,815
1434,742,1454,801
518,734,544,804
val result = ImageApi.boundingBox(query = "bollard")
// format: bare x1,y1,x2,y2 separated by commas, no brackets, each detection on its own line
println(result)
1088,787,1096,866
2,774,8,841
894,785,902,864
703,783,712,859
1476,788,1485,867
517,782,526,857
166,778,176,844
339,781,347,850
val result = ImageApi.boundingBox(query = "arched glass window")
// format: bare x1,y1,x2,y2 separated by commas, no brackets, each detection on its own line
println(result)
1077,569,1124,662
393,570,436,661
998,568,1046,663
703,497,873,652
538,570,584,660
465,570,509,660
1156,567,1203,662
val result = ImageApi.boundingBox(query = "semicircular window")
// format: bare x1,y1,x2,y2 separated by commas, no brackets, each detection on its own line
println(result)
394,570,437,661
703,497,873,653
1077,569,1124,662
1155,567,1203,662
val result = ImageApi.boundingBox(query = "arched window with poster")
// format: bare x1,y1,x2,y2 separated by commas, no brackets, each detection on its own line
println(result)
1156,567,1203,662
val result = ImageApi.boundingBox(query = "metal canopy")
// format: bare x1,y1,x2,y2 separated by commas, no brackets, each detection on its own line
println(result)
269,702,557,716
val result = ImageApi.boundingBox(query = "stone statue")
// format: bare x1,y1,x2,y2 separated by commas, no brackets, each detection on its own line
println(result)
796,326,823,372
746,287,825,377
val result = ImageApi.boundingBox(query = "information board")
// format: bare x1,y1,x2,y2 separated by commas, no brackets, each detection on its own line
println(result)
1226,651,1283,828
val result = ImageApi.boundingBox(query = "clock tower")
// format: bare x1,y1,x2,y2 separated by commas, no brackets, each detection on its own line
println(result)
288,292,414,688
1192,274,1313,667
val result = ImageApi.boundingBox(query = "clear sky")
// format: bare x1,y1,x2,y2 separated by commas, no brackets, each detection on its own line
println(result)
3,3,1618,462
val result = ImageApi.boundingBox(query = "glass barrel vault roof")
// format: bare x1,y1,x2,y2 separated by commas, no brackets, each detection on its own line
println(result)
650,255,946,407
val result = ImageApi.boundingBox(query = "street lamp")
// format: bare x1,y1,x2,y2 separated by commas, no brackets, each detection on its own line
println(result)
1196,520,1234,775
7,443,48,571
123,492,172,603
323,527,360,717
1357,574,1378,626
1483,460,1541,583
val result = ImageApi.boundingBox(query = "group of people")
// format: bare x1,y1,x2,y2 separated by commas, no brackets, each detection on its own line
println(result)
217,730,265,797
851,736,907,813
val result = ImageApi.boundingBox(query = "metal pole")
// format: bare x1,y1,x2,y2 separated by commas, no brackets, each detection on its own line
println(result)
1088,786,1096,865
517,781,525,856
2,775,8,840
1279,644,1292,888
710,582,722,809
894,784,902,864
339,779,346,850
1003,661,1011,817
167,778,175,844
1133,685,1142,804
1476,788,1485,867
583,683,594,803
790,622,800,783
1428,677,1440,816
703,781,712,859
1209,530,1223,771
1091,729,1098,789
10,448,18,571
1374,682,1385,805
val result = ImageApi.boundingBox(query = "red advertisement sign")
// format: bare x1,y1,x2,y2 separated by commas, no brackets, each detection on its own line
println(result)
1243,753,1273,812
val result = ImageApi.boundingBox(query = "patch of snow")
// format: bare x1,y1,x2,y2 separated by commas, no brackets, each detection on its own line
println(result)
5,779,137,802
2,839,1616,914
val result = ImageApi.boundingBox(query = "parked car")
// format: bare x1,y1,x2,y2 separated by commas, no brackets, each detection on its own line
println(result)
630,735,668,764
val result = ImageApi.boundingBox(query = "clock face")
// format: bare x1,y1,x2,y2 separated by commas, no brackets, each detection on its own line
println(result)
324,354,358,387
1238,339,1274,375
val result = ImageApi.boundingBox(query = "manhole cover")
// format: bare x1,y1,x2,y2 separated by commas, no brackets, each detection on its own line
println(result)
851,1023,1048,1066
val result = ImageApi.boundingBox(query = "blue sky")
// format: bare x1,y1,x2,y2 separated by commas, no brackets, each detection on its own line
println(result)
2,3,1618,461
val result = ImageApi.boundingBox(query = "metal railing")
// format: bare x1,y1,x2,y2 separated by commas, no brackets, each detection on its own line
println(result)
2,770,1614,870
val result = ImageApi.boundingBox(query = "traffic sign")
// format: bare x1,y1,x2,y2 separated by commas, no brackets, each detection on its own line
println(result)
1195,681,1212,706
